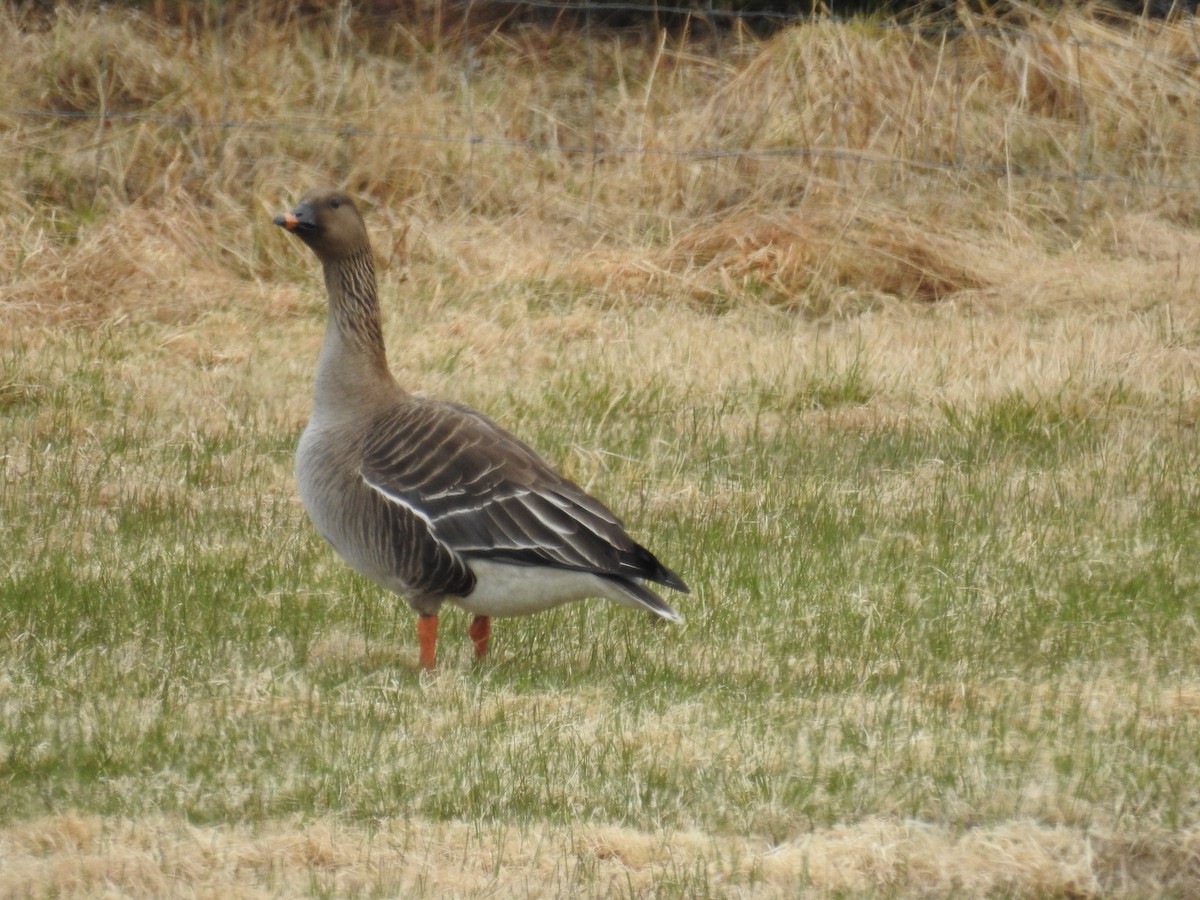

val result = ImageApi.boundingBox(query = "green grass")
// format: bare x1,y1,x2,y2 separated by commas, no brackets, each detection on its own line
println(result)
3,310,1199,891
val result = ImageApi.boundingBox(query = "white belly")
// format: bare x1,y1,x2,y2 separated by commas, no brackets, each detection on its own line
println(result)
454,560,637,618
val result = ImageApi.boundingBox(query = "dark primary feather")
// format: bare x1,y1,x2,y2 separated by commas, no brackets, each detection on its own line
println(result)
359,397,689,592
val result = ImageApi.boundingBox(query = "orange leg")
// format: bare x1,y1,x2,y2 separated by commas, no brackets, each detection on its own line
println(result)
468,615,491,659
417,614,438,670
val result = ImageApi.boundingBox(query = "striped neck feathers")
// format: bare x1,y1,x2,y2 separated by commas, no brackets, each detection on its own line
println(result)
322,244,386,358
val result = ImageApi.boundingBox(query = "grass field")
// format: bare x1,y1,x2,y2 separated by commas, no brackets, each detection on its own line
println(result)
3,4,1200,896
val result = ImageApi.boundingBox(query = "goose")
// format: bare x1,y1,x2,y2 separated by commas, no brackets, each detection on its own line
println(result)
273,188,688,670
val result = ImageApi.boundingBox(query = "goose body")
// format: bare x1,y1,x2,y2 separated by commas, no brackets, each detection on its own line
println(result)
275,189,687,669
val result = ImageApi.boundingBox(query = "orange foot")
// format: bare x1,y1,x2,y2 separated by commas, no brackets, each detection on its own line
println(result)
468,615,491,659
417,614,438,670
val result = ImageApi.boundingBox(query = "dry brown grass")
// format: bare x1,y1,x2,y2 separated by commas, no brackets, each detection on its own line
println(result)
3,805,1199,897
5,4,1200,324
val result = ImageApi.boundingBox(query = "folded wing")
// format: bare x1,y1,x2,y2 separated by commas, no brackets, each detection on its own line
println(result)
359,399,688,592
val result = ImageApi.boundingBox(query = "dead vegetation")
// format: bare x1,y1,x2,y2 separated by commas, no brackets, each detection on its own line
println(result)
4,5,1200,323
3,809,1199,897
4,4,1200,898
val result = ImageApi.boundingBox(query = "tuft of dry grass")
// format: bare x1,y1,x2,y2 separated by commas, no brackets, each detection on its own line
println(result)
2,200,245,324
661,207,1000,309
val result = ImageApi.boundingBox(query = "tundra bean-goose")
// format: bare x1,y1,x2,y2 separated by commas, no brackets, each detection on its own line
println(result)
274,188,687,670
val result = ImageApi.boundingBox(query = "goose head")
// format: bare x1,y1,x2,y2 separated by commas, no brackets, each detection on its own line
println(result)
274,188,370,265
